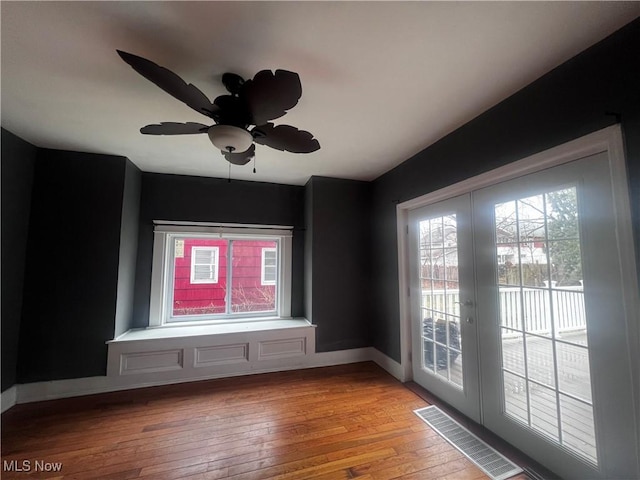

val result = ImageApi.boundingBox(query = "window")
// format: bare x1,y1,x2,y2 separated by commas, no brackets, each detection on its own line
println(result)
261,248,277,285
150,223,292,325
190,246,219,284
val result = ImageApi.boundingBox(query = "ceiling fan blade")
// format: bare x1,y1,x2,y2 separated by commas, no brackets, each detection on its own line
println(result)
222,144,255,165
242,70,302,126
117,50,218,119
140,122,210,135
252,123,320,153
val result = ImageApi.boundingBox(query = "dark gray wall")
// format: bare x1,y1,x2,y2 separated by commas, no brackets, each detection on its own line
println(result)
305,177,372,351
114,161,142,338
132,173,305,328
17,149,131,382
371,19,640,361
1,129,37,391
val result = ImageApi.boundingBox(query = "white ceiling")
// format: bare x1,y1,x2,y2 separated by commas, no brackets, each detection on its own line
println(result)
2,2,638,186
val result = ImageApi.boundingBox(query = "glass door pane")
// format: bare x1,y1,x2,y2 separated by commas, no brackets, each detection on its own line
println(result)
494,186,596,464
419,215,463,388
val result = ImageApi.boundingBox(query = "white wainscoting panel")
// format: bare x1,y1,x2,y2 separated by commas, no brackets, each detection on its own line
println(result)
258,337,306,360
121,350,183,375
105,320,317,385
194,344,249,367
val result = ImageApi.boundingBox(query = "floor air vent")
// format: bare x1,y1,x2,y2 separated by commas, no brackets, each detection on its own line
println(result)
414,406,523,480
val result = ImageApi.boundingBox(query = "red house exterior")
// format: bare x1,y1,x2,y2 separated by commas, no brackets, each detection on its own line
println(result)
171,238,277,317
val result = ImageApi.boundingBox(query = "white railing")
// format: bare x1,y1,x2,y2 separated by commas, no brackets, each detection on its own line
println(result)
422,287,586,334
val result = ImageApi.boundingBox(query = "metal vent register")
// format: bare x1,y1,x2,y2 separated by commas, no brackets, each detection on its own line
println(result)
414,406,523,480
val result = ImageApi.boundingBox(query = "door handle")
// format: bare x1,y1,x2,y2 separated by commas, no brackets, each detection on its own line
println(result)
455,300,474,307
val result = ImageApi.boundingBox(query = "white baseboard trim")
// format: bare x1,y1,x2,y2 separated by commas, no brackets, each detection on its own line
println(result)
311,347,373,368
369,347,405,381
1,386,17,413
6,347,403,409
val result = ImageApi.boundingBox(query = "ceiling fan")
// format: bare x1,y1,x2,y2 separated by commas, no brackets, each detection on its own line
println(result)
117,50,320,166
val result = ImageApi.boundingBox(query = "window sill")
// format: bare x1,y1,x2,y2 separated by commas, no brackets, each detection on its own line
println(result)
109,318,313,343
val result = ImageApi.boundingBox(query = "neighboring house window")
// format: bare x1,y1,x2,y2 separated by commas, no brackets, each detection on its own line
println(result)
261,248,277,285
190,247,219,284
149,223,293,325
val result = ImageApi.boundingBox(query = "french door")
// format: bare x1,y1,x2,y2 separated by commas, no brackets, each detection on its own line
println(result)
408,151,639,479
408,194,481,423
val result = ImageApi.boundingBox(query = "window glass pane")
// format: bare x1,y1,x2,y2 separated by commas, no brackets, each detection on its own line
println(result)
520,242,549,288
526,335,555,388
546,188,579,240
443,215,457,246
549,239,582,288
518,194,546,243
558,329,588,347
231,240,277,313
499,287,522,329
174,238,227,316
556,342,592,402
529,383,559,440
497,248,520,286
503,370,528,423
523,288,551,336
262,248,277,284
560,394,597,463
423,339,436,373
450,349,463,388
552,288,587,343
502,328,525,376
434,318,463,389
495,201,517,245
443,248,458,285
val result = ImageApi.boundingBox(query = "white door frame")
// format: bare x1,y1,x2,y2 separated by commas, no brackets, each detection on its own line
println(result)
396,127,639,448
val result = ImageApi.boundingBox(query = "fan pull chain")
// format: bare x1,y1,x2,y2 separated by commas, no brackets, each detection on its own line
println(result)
228,163,231,183
253,155,257,174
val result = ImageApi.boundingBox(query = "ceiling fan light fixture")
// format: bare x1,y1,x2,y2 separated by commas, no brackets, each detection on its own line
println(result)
118,51,320,163
207,125,253,153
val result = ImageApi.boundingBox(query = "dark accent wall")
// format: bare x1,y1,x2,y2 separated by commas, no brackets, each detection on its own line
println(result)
1,129,37,391
132,173,305,327
371,19,640,362
17,149,135,382
304,177,372,351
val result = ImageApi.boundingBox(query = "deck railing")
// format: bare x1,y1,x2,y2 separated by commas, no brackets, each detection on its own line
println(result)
422,286,586,334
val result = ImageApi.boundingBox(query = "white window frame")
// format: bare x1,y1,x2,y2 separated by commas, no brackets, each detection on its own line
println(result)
190,246,219,284
261,247,277,286
149,222,293,327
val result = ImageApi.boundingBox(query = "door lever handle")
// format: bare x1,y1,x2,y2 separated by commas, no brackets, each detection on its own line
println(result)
455,300,474,306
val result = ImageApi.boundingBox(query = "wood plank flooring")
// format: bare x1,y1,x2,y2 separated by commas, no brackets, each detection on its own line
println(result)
2,363,524,479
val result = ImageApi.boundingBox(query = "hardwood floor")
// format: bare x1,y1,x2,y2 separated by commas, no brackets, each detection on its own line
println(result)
2,363,525,479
